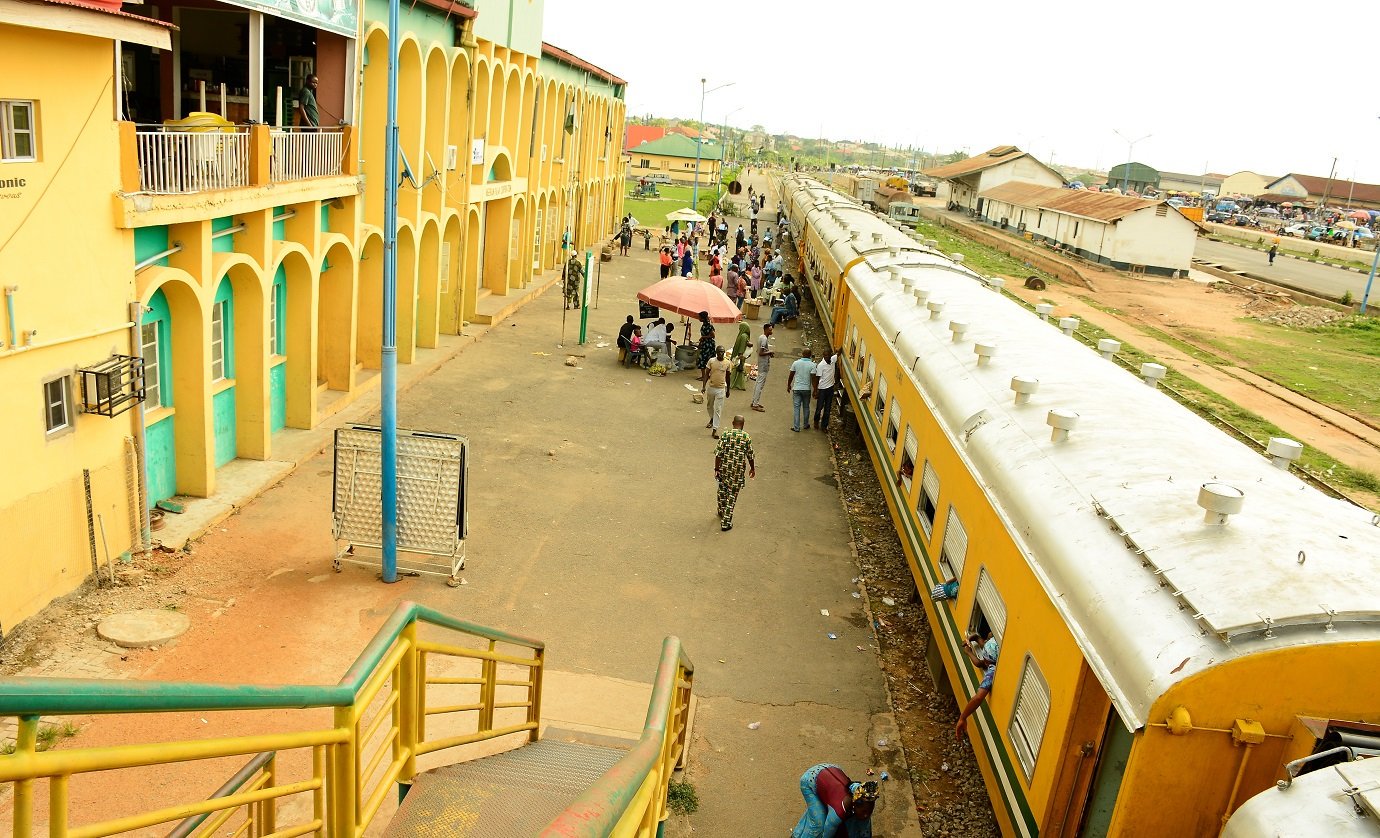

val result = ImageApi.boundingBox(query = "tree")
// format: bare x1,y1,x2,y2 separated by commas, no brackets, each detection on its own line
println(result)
937,150,969,165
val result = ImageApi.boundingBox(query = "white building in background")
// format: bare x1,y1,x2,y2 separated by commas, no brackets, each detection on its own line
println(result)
923,145,1064,213
978,182,1198,277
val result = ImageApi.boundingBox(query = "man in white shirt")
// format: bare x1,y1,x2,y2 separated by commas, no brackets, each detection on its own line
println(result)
643,320,674,365
750,323,774,412
812,348,840,431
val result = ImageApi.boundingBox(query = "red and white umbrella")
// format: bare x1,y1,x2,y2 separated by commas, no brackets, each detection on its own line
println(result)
637,277,741,323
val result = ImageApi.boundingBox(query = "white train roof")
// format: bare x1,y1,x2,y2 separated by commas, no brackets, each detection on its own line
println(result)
784,176,1380,730
1223,757,1380,837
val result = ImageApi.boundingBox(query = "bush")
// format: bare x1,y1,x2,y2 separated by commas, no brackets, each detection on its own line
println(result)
1342,290,1355,306
667,779,699,815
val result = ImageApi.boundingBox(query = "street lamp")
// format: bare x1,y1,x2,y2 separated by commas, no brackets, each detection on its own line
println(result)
1113,129,1152,194
693,79,734,216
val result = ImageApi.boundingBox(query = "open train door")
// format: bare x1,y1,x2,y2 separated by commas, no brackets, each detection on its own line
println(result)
1041,661,1130,837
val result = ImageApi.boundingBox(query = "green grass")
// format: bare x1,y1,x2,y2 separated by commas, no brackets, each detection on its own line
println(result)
622,183,726,228
667,779,700,816
911,218,1055,282
1,721,81,755
1207,234,1374,271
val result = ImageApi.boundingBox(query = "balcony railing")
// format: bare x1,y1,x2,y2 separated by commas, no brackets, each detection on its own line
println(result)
135,124,250,194
271,128,345,182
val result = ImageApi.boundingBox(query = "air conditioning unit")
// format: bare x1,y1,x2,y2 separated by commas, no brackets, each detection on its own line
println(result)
445,145,459,170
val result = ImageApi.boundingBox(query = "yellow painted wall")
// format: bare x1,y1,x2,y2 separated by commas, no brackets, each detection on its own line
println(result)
1110,642,1380,836
0,11,626,636
629,152,720,183
0,26,141,635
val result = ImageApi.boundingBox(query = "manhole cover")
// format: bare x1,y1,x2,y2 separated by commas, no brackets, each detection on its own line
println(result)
97,609,190,648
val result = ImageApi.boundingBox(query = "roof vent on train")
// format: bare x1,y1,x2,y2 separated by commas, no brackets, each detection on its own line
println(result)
1197,482,1245,525
1059,316,1080,336
872,232,884,244
913,288,931,307
1266,437,1304,470
948,320,970,342
889,246,900,257
926,299,946,319
1010,375,1039,405
974,341,998,367
1097,339,1121,360
1047,409,1079,443
1140,362,1168,388
1036,303,1055,321
950,253,966,263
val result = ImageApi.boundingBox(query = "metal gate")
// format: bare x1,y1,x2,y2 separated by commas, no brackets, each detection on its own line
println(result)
331,424,469,585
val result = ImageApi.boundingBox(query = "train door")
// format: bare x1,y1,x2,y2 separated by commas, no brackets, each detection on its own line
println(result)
1043,663,1112,836
1079,712,1134,837
975,197,985,218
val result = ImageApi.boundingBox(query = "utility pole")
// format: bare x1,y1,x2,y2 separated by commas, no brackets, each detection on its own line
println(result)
1321,157,1338,210
379,0,402,583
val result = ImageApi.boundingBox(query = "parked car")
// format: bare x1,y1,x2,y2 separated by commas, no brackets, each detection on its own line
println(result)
1205,211,1232,223
1233,214,1255,227
1305,226,1330,241
1354,227,1375,240
1281,223,1311,237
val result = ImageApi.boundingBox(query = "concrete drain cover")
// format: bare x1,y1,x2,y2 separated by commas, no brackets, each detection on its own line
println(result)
97,609,190,649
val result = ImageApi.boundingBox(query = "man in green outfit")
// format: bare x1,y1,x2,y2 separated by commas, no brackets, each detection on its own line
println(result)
296,74,319,129
713,414,756,532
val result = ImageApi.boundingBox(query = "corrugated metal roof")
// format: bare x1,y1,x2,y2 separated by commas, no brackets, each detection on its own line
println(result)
922,145,1029,180
1268,173,1380,205
979,182,1164,222
628,133,722,161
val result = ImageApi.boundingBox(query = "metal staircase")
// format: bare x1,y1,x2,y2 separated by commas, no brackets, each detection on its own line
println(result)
0,602,694,838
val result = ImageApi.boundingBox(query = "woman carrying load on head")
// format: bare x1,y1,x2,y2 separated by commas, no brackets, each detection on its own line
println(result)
730,320,751,391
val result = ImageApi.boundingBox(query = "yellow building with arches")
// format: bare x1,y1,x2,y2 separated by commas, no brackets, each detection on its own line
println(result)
0,0,625,637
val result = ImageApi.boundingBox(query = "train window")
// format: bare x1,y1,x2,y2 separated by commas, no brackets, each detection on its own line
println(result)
850,325,859,358
886,400,901,452
917,461,939,536
874,377,888,421
1009,655,1051,781
857,344,867,375
865,356,876,397
970,567,1007,641
899,427,917,493
939,506,967,580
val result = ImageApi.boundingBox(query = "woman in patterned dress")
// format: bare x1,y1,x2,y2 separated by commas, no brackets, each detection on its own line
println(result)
696,311,716,391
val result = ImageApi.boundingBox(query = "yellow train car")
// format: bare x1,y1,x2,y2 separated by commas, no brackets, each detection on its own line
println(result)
778,174,1380,837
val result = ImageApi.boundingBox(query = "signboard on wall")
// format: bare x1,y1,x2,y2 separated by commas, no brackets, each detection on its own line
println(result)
219,0,357,39
471,139,485,165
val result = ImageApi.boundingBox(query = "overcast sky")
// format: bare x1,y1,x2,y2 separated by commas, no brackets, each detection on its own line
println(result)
543,0,1380,183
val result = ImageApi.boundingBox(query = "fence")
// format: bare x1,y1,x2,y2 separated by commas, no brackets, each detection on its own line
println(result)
271,128,345,182
136,126,250,194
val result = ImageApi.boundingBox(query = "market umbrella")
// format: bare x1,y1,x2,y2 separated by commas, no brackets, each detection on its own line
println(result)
1258,207,1280,216
1334,220,1357,230
1348,210,1370,221
666,207,708,224
1281,202,1294,208
637,277,741,323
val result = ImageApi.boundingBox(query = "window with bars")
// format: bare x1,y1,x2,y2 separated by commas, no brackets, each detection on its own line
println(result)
141,322,162,408
899,427,917,492
269,287,283,357
43,375,70,434
1008,655,1051,780
857,342,867,374
939,506,967,579
917,461,939,536
531,211,541,270
874,376,888,421
970,567,1007,641
211,300,226,381
886,399,901,452
1,100,37,162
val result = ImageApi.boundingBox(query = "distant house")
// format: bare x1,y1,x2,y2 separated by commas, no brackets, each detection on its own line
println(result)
628,133,723,186
1218,171,1274,199
624,125,666,153
979,182,1198,276
1105,162,1160,194
922,145,1065,213
1158,170,1224,195
665,124,702,140
1264,173,1380,210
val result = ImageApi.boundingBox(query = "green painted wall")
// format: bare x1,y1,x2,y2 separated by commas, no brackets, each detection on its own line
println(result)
363,0,456,46
213,278,235,379
273,206,287,240
320,203,330,232
270,361,287,432
145,416,176,504
472,0,543,55
536,58,620,98
142,289,173,408
134,226,170,267
211,216,235,253
213,387,237,467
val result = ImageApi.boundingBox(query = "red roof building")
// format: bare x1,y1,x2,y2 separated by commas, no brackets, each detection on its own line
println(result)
624,125,666,152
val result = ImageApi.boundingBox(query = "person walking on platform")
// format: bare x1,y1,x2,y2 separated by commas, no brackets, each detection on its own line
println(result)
730,320,751,390
812,347,839,431
787,348,815,432
790,763,879,838
563,254,583,310
750,323,774,411
704,346,731,437
713,414,755,531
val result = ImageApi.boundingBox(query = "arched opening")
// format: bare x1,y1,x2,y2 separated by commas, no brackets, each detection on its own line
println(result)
396,224,418,363
423,48,449,217
416,220,441,348
481,196,511,294
398,39,424,224
221,261,267,461
318,240,356,396
509,195,526,290
534,192,548,277
356,233,383,371
488,63,506,153
447,55,471,214
462,208,480,321
361,28,390,229
140,275,211,501
515,71,535,178
439,213,463,335
276,248,317,429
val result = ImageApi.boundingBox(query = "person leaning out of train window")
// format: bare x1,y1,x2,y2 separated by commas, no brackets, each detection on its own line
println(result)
955,631,1000,738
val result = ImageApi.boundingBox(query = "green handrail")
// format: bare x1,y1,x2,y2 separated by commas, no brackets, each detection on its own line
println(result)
0,602,543,717
541,636,693,836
